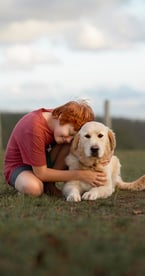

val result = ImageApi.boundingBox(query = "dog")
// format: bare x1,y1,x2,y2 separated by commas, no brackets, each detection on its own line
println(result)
62,121,145,201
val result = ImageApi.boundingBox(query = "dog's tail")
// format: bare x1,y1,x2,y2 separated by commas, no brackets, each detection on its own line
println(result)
116,175,145,191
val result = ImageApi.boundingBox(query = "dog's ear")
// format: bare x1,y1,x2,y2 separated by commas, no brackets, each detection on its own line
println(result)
108,129,116,151
71,133,80,153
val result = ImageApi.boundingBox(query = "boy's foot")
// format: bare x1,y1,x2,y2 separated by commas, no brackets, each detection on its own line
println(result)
44,182,62,197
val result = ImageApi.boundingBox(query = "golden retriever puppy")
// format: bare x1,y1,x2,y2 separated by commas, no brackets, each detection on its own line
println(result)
62,121,145,201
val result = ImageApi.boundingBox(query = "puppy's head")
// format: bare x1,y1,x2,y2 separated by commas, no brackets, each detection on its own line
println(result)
70,121,116,161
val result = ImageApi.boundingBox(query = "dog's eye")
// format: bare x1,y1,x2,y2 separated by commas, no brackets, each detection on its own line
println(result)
85,134,91,139
98,133,103,138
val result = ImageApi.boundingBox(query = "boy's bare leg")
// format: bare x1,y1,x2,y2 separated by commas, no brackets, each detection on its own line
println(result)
50,144,70,169
44,144,71,196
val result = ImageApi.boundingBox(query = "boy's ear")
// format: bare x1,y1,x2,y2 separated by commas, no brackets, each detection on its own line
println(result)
71,133,80,153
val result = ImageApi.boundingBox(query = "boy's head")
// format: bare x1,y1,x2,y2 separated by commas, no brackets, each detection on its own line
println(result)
52,100,95,131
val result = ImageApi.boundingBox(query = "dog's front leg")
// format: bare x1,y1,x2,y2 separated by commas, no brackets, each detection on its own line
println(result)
62,181,82,202
82,183,114,201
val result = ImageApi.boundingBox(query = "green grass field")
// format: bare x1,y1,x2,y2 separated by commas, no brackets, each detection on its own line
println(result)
0,150,145,276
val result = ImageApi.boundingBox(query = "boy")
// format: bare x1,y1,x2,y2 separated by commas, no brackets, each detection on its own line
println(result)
4,100,107,196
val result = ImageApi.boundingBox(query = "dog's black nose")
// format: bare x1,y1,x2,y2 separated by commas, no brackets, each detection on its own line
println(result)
91,146,99,157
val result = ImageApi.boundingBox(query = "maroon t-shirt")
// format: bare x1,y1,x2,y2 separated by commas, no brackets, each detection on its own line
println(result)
4,108,54,184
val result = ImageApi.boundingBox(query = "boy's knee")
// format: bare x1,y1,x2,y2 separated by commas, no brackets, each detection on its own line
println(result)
15,179,44,196
30,181,44,196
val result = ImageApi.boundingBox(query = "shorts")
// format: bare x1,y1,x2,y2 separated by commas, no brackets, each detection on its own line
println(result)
10,150,54,187
10,165,32,187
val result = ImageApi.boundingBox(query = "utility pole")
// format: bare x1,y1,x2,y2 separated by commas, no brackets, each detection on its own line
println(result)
104,100,112,128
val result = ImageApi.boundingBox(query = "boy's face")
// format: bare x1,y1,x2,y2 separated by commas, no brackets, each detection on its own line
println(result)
54,121,76,144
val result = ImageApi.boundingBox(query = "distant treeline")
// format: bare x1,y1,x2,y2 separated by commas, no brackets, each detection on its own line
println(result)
1,112,26,149
1,112,145,150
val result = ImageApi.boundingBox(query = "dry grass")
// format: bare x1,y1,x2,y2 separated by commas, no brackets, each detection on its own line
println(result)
0,150,145,276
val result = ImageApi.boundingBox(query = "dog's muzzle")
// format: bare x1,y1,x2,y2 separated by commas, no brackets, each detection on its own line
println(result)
90,145,99,157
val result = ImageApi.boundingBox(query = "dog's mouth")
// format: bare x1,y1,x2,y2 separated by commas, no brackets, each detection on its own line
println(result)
90,145,100,157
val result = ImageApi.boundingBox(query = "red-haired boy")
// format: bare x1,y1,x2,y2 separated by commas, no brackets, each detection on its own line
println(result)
4,100,107,196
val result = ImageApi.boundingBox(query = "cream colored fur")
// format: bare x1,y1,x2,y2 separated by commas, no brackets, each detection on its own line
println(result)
62,121,145,202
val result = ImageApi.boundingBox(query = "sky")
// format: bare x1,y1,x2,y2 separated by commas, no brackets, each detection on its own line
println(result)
0,0,145,120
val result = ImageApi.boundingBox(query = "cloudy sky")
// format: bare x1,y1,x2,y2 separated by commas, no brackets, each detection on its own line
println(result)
0,0,145,120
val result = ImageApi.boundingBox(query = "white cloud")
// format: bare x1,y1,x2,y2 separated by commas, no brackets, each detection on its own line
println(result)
0,0,145,119
0,0,144,50
0,43,61,70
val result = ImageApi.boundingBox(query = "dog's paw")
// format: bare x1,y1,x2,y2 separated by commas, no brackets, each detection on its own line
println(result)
82,191,98,201
66,192,81,202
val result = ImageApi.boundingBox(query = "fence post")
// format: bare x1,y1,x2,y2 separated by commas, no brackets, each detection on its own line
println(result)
0,113,2,150
104,100,112,128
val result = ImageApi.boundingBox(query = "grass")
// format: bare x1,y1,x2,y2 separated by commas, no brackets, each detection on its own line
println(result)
0,150,145,276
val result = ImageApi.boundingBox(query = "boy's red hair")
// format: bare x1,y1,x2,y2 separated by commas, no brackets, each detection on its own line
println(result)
52,100,95,131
